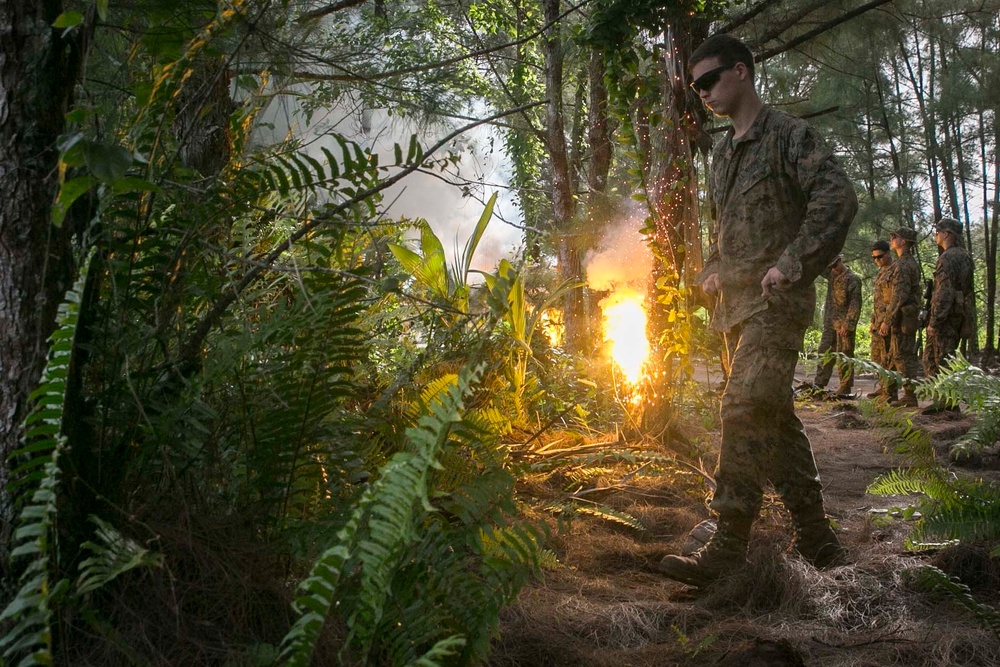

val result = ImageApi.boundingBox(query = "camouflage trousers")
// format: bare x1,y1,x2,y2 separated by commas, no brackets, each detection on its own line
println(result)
923,322,962,377
813,325,856,392
712,319,827,520
870,331,897,395
888,327,921,381
870,331,889,367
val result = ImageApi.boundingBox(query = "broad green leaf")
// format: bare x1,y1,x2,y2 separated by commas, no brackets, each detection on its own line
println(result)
53,11,84,28
111,178,159,195
52,176,97,226
83,142,132,183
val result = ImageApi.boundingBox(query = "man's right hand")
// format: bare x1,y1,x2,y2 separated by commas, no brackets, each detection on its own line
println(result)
702,273,721,296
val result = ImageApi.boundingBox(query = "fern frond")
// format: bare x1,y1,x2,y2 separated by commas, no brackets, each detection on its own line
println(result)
1,263,89,666
907,566,1000,640
280,365,486,666
547,501,647,531
867,468,942,497
413,635,467,667
76,516,164,595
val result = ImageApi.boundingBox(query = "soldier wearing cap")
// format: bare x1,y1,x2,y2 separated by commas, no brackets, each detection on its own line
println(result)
881,227,922,407
868,240,896,400
923,217,975,411
813,255,861,395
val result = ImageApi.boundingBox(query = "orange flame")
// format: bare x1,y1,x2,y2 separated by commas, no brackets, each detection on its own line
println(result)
602,289,650,384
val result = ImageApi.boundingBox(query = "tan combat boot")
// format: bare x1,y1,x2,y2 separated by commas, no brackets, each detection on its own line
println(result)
657,515,752,587
794,512,847,568
891,386,918,408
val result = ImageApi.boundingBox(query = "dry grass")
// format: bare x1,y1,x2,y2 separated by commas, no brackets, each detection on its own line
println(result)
492,405,1000,667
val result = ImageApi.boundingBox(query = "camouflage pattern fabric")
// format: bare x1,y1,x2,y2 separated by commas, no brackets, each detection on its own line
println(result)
924,245,975,376
814,267,861,391
886,252,922,381
700,107,857,339
713,315,825,518
700,107,857,520
869,256,894,372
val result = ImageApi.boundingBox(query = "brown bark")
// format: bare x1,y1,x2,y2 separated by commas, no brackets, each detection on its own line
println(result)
637,21,708,441
0,0,80,571
543,0,586,354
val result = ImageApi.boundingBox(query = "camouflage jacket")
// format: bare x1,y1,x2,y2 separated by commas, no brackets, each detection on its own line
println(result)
822,267,861,332
930,245,975,327
887,252,921,330
700,107,858,348
871,259,894,331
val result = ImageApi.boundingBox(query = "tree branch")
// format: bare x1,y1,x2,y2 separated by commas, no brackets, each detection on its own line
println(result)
297,0,367,23
718,0,786,34
289,0,592,84
755,0,897,62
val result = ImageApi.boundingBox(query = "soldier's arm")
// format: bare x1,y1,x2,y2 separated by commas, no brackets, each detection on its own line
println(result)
695,192,720,290
930,259,956,327
847,275,862,329
773,121,858,287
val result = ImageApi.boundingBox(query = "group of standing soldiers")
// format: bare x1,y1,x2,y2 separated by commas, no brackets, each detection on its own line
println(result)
811,217,975,414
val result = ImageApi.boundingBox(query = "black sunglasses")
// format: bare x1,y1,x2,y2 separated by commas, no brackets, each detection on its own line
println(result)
872,253,887,260
690,64,734,93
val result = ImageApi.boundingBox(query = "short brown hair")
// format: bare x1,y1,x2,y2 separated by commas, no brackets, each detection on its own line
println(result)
690,34,755,80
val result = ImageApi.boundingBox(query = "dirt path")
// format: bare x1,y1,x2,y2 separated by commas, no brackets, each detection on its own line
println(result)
491,375,1000,667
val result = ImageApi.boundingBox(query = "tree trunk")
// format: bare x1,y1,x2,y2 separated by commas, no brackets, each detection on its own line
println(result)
543,0,586,353
900,33,944,222
0,0,79,576
637,21,708,442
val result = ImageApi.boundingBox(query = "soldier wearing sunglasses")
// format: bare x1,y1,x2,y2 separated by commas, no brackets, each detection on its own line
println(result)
868,240,897,401
658,34,857,588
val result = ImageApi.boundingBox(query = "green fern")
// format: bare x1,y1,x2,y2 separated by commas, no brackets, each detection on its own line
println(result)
548,501,647,531
907,566,1000,640
864,367,1000,550
1,264,89,666
76,516,164,595
279,361,548,666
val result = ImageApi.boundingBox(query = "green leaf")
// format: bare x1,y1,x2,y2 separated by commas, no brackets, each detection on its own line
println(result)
53,11,84,28
83,142,132,183
52,176,97,227
111,178,159,195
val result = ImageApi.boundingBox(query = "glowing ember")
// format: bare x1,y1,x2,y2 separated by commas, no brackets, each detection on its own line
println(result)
602,290,650,384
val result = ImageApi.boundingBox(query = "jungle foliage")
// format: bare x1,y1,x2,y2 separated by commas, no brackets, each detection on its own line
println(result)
4,1,1000,666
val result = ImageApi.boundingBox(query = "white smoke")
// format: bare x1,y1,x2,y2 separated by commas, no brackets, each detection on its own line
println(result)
585,205,651,291
256,93,524,273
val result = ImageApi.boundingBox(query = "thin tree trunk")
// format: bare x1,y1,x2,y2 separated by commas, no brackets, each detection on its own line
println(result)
900,33,943,222
637,21,707,441
543,0,586,353
0,0,81,579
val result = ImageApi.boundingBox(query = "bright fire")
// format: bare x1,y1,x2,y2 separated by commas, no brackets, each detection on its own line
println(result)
602,290,650,384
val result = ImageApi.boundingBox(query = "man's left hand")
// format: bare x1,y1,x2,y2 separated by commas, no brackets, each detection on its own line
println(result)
761,266,790,296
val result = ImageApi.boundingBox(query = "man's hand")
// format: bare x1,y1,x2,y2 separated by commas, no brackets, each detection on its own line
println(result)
702,273,721,297
760,266,790,296
879,322,889,337
837,324,848,337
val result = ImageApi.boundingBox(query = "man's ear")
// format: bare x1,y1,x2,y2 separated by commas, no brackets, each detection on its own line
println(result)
736,62,749,80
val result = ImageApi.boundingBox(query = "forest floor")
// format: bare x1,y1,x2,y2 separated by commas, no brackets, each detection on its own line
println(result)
490,368,1000,667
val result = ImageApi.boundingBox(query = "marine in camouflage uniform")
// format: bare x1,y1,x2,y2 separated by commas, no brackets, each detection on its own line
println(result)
884,228,922,406
702,107,856,529
924,217,975,379
658,35,856,588
868,240,896,399
813,256,861,394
